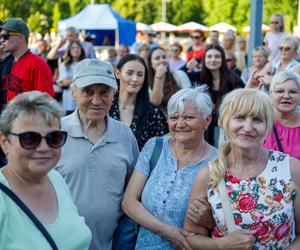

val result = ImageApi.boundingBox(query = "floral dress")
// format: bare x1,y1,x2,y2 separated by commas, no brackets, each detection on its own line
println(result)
208,151,296,250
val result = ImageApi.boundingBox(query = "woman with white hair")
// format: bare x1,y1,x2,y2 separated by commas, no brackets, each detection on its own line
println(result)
184,88,300,249
122,86,217,250
264,71,300,160
259,35,300,89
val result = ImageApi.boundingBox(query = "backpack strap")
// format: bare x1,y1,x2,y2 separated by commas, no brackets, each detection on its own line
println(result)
0,183,58,250
273,124,284,153
149,137,164,173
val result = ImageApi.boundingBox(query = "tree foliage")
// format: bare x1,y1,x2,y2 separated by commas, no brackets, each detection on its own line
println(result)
0,0,297,34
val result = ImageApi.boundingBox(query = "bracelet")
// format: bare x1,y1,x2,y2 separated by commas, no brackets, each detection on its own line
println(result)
155,75,164,79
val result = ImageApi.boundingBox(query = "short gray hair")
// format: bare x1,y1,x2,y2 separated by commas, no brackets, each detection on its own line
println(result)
270,71,300,92
279,35,299,51
0,91,64,135
167,85,212,118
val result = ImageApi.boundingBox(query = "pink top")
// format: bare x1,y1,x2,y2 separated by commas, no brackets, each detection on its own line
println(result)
264,120,300,160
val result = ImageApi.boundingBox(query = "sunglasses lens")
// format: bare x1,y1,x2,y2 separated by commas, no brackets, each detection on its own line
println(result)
19,132,41,149
0,33,9,40
46,131,67,148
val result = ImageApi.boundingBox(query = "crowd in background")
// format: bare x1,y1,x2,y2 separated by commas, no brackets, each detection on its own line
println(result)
0,13,300,250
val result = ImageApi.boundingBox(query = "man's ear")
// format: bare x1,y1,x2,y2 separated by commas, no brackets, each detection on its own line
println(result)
0,133,9,156
71,83,77,101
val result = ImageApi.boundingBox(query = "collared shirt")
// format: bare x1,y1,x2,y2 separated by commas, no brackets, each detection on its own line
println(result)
56,110,139,250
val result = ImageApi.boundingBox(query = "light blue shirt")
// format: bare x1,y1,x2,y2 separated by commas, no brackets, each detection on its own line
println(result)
135,137,217,249
0,170,91,250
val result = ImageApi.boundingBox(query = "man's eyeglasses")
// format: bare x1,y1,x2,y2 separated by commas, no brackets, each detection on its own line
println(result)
279,46,292,52
226,58,233,62
0,32,21,41
270,21,279,24
8,131,68,150
271,89,300,98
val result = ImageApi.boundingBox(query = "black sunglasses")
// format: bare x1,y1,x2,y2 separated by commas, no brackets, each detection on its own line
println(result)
279,46,291,52
0,32,21,41
191,36,201,39
8,131,68,149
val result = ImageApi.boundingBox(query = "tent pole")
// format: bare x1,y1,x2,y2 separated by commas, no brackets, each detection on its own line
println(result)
115,28,119,46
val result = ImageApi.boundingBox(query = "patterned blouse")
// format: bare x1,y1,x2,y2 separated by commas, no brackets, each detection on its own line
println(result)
135,137,218,249
109,101,169,150
208,150,296,250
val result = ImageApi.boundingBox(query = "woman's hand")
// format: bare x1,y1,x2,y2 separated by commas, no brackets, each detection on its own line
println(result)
246,71,264,89
216,229,256,250
187,195,215,230
186,58,199,72
161,224,193,250
155,64,168,79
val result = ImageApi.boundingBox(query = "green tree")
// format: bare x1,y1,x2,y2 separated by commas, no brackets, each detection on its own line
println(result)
52,3,61,32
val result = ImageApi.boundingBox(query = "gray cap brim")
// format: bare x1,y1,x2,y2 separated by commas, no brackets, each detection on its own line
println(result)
74,74,118,90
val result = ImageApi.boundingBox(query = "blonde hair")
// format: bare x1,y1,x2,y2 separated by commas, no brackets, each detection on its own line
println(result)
209,89,275,186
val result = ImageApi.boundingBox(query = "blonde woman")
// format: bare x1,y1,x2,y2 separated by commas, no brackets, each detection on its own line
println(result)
184,89,300,249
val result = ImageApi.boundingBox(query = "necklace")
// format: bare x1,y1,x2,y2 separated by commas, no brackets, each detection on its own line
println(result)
231,149,266,174
175,142,207,166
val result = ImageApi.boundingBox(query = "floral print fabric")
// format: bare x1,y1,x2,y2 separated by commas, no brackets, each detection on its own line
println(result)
208,151,296,249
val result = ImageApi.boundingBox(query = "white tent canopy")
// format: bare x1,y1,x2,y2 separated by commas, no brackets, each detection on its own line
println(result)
242,24,270,32
150,22,178,32
209,22,237,32
136,22,152,32
177,22,209,32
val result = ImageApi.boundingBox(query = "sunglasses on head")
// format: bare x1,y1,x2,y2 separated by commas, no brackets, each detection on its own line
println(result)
8,131,68,150
0,32,21,41
279,46,291,52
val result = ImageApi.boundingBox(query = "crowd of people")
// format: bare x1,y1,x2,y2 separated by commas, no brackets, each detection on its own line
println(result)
0,14,299,250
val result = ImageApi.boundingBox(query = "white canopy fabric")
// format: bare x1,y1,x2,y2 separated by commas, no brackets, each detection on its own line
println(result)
136,22,152,32
242,24,270,32
177,22,209,32
150,22,178,32
209,22,237,32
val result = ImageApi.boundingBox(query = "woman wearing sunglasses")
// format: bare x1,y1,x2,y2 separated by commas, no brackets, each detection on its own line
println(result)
0,91,91,249
264,14,287,62
258,35,300,89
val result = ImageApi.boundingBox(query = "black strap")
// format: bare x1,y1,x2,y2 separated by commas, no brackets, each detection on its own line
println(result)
0,183,58,250
149,137,163,172
273,124,284,153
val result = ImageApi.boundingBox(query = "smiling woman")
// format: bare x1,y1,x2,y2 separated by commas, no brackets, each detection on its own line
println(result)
264,71,300,160
122,86,217,249
110,54,168,150
0,91,91,249
184,88,300,250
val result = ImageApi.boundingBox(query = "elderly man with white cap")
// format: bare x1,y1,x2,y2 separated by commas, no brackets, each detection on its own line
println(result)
55,59,139,250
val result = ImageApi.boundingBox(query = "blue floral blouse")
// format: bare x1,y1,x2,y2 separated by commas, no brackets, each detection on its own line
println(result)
134,136,217,249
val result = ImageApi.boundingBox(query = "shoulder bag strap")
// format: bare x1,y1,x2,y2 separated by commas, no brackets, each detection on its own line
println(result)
218,179,236,233
273,124,284,153
149,137,164,173
0,183,58,250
